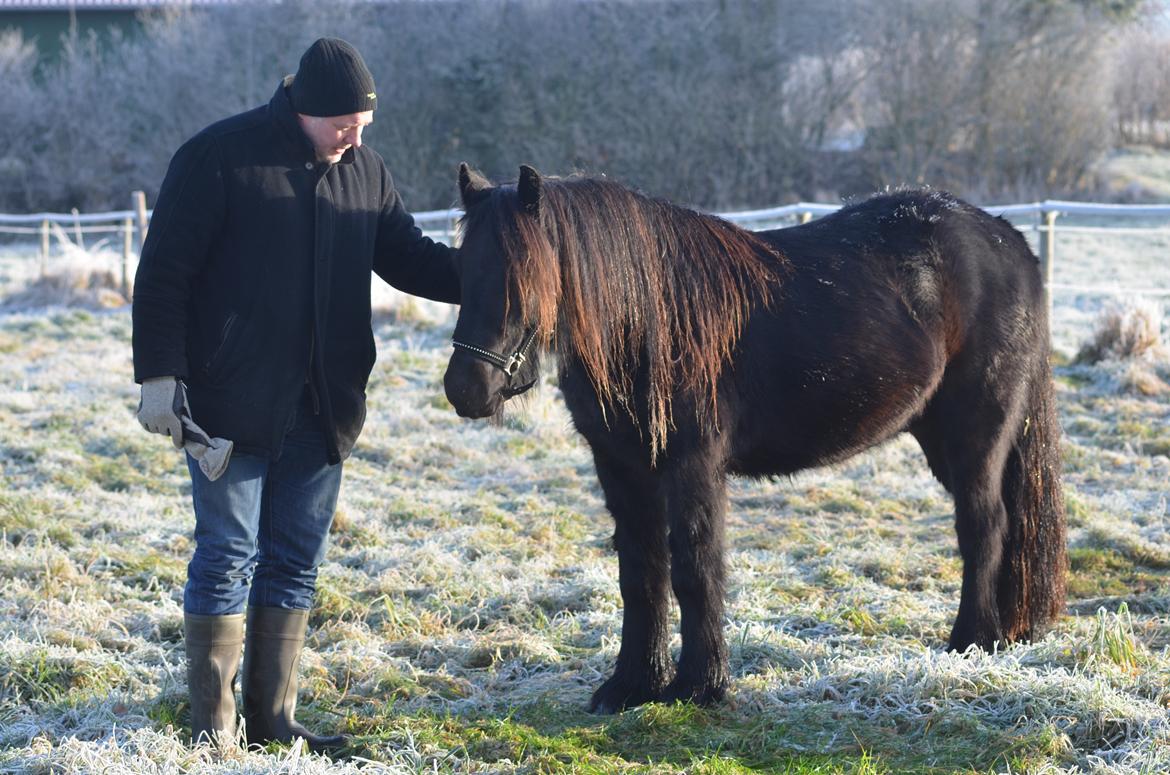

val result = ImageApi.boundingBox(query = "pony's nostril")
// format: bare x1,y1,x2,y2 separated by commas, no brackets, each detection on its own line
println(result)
443,356,506,418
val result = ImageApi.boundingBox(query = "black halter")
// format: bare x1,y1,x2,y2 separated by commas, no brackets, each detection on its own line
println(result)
451,327,540,398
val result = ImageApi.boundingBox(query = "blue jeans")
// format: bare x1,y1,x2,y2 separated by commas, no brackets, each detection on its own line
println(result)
183,394,343,615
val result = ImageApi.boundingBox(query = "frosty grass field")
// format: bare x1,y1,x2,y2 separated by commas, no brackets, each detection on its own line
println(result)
0,213,1168,774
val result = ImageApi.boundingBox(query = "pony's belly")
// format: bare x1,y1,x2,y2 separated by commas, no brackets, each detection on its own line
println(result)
726,369,936,477
729,424,907,477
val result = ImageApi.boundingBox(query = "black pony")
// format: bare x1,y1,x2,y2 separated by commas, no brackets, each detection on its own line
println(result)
443,164,1066,713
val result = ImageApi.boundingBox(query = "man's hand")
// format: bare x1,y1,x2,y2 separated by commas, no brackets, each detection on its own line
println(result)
137,376,187,449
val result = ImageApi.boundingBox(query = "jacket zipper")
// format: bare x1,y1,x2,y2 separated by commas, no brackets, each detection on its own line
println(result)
306,331,321,414
203,312,239,374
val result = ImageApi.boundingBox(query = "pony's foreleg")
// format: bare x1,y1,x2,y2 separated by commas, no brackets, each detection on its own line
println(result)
588,453,673,714
661,458,729,706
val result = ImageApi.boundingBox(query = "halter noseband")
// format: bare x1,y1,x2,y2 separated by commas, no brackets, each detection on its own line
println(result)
451,327,540,397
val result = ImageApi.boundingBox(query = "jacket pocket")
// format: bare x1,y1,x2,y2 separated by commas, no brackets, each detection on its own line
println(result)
202,312,240,381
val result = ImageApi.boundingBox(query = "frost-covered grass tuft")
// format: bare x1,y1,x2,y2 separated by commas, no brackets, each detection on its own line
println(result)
4,726,438,774
0,250,1168,774
1077,300,1167,368
0,239,129,312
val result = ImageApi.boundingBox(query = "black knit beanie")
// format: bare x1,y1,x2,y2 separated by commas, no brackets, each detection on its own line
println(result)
289,38,377,117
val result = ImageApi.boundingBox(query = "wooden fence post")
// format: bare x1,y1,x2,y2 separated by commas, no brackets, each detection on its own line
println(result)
1038,209,1057,318
132,190,149,252
40,219,50,277
122,217,133,299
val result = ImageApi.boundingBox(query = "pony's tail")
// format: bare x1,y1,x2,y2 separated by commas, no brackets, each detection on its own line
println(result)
998,349,1067,642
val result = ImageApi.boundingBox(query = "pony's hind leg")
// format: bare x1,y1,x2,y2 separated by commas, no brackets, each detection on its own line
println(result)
660,451,730,706
588,451,674,714
949,452,1013,651
918,372,1023,652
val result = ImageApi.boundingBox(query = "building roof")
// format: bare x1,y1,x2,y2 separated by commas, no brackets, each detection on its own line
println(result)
0,0,245,10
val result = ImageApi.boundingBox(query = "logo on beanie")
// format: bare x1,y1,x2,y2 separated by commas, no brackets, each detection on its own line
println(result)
367,92,376,99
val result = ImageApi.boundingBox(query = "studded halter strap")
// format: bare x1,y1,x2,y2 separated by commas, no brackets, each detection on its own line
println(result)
451,327,540,397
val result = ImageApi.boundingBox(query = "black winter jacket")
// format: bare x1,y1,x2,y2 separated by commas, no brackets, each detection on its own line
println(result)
132,79,459,463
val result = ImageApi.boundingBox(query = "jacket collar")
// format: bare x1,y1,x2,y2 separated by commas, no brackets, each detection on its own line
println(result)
270,76,357,167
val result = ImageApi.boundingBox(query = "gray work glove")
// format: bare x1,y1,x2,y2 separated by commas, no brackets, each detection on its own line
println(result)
137,376,187,450
180,414,234,482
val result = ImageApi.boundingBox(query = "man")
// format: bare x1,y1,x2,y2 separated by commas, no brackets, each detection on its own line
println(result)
132,38,460,751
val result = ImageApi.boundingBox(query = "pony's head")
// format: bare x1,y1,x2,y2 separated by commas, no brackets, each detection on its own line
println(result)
444,162,783,456
443,163,555,419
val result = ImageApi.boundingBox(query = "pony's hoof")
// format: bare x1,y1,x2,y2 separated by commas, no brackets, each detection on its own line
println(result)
947,624,1004,654
587,676,662,714
660,676,727,707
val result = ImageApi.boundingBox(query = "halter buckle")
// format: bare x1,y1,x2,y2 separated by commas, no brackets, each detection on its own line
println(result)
503,352,526,376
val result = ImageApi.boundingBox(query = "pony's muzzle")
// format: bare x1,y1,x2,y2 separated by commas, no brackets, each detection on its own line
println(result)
443,353,505,418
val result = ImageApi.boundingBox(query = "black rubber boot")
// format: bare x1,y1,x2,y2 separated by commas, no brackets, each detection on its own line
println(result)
241,606,348,754
184,612,245,748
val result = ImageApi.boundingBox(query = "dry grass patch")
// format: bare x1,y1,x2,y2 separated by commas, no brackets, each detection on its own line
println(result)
1077,300,1167,365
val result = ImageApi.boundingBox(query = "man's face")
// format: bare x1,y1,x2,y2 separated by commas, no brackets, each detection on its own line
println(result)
297,111,374,163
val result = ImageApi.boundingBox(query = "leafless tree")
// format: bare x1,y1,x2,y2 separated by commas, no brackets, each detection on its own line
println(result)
0,0,1156,212
1113,18,1170,146
855,0,1125,198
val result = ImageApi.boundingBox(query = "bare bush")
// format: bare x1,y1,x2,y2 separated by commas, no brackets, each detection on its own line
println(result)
353,0,870,209
1,263,126,311
0,29,39,207
856,0,1124,199
1076,299,1168,364
1112,21,1170,147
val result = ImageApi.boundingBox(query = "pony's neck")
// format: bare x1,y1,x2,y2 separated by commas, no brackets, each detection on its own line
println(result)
528,177,781,459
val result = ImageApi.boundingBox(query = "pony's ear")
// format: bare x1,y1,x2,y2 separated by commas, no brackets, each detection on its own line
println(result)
458,162,491,208
518,164,542,217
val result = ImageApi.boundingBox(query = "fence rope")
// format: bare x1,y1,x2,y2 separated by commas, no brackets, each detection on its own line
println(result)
4,199,1170,301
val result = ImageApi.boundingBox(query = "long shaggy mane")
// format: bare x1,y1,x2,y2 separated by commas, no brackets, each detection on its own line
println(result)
464,175,786,459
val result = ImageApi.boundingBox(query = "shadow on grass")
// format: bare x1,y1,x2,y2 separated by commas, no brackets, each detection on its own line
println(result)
4,660,1064,775
331,692,1056,775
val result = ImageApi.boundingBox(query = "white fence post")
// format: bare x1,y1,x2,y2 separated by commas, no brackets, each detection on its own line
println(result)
133,190,149,253
122,217,134,299
1038,209,1058,318
71,207,84,249
40,219,49,277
